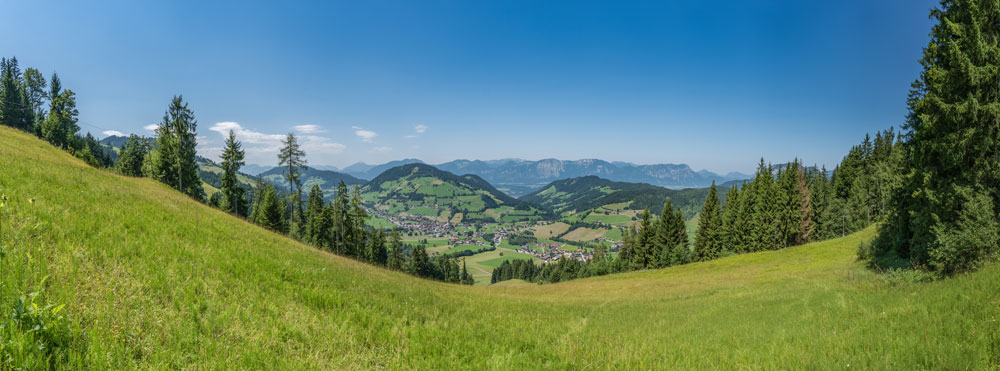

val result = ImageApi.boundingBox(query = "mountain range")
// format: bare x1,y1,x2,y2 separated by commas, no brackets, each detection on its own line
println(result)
310,158,749,196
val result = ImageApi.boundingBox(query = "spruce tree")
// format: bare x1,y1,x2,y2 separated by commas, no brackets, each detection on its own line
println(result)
39,74,79,149
633,208,654,269
220,130,247,217
348,185,369,257
255,184,284,232
277,132,307,226
720,184,740,252
304,185,327,247
387,228,404,270
749,159,778,251
150,96,202,200
115,135,148,177
21,67,46,131
694,181,722,261
0,57,31,131
874,0,1000,275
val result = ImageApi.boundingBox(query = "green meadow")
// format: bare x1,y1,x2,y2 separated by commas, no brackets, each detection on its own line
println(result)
2,126,999,369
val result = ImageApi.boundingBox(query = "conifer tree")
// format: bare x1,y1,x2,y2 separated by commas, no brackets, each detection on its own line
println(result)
775,161,804,248
277,132,306,226
348,185,369,257
21,68,46,125
331,181,351,255
872,0,1000,275
220,130,247,217
366,228,388,266
254,184,285,232
304,185,328,247
387,229,405,270
749,159,778,251
720,184,743,252
0,57,31,131
115,135,148,177
694,181,722,261
409,243,431,277
39,73,79,149
632,208,654,269
149,96,202,200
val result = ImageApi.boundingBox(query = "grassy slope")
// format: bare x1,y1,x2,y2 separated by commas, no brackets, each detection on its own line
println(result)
2,127,999,369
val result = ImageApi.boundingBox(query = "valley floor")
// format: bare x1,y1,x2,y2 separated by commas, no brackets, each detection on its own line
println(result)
2,126,998,369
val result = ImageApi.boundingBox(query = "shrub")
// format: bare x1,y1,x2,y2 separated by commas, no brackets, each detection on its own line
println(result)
1,288,79,369
926,192,999,275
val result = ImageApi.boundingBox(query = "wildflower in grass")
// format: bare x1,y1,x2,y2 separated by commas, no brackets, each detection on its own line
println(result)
29,197,35,204
1,193,7,201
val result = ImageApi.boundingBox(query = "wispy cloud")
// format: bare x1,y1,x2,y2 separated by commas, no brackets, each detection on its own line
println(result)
143,124,159,131
353,126,377,143
102,130,124,137
201,121,345,165
294,124,322,134
372,146,392,153
405,124,428,139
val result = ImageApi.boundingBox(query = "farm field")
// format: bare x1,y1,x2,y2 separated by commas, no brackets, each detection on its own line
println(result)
2,127,998,369
561,227,608,242
532,222,570,238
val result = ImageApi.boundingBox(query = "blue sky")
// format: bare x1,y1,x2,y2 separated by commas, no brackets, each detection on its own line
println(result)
1,1,936,173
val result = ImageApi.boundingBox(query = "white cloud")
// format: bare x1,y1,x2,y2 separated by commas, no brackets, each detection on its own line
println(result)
143,124,159,131
294,124,322,134
353,126,377,143
102,130,124,137
405,135,417,139
372,146,392,153
204,121,345,165
415,124,428,134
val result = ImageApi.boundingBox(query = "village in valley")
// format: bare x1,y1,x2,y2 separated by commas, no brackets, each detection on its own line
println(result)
367,207,621,272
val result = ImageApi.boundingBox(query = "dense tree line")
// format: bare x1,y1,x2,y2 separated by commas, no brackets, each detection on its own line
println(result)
865,0,999,276
691,136,903,261
0,57,113,168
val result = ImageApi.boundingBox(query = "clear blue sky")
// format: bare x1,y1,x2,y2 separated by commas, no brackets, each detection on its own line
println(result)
1,0,937,173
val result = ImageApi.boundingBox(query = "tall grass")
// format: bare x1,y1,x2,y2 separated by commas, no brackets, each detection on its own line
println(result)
1,126,998,369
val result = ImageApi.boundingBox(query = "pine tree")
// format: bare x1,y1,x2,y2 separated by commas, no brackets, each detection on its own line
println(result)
220,130,247,217
304,185,328,247
808,166,833,241
775,161,803,248
694,181,722,261
331,181,351,255
254,184,285,232
21,67,46,133
409,244,431,277
149,96,203,200
366,228,388,265
669,207,689,264
633,208,654,269
720,184,741,252
749,159,778,251
277,132,306,226
39,73,79,149
460,259,474,285
0,57,31,131
348,185,369,257
873,0,1000,275
387,229,405,270
653,202,674,268
115,135,148,177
